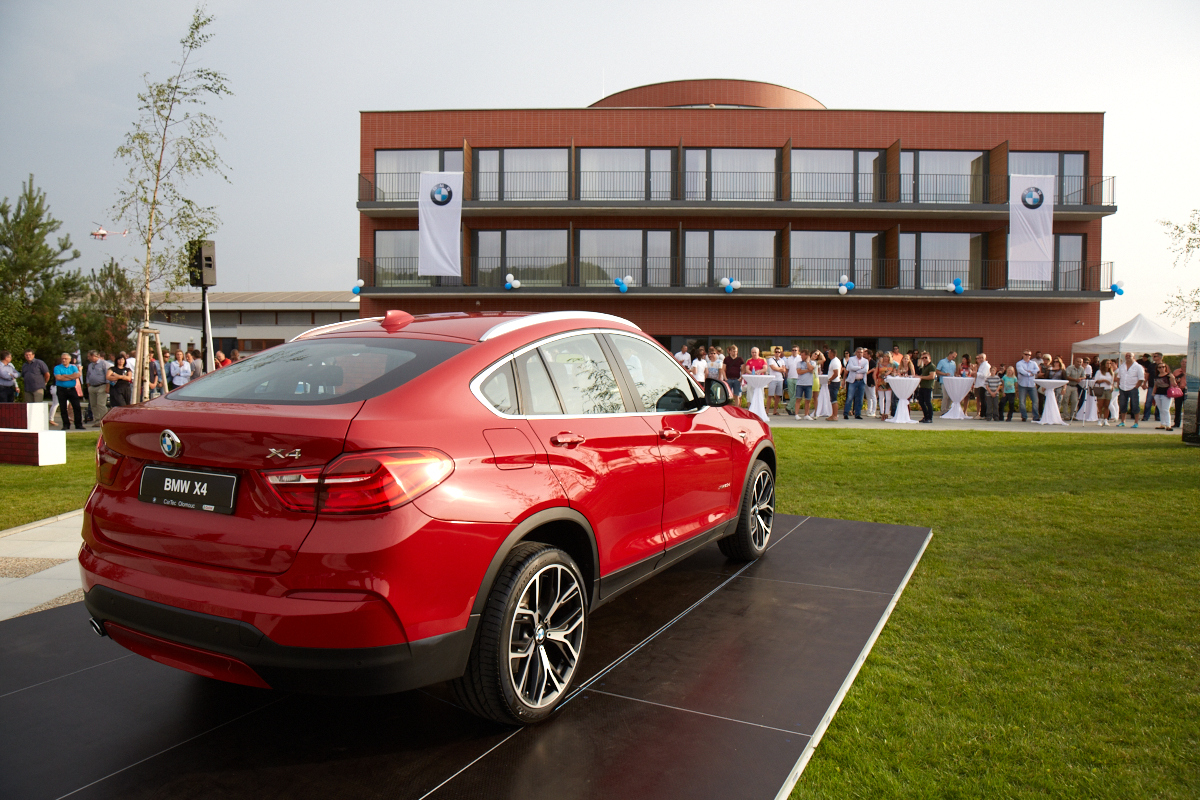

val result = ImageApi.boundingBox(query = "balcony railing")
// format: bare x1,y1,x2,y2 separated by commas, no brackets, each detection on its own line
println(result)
361,171,1116,205
358,255,1112,292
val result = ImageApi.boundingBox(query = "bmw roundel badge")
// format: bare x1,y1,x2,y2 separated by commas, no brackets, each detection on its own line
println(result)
160,429,183,458
1021,187,1044,210
431,183,453,206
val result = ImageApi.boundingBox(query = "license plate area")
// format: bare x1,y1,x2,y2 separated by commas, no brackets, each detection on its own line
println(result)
139,465,239,515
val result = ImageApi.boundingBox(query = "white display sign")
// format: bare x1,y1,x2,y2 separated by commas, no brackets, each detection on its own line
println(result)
418,172,463,277
1009,174,1056,282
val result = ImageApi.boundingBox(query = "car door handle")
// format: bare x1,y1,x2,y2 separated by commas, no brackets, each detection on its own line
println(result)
659,428,681,441
550,432,586,447
738,431,748,440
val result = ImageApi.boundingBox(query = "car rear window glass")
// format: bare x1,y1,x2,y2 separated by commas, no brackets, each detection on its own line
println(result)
480,362,519,415
516,350,562,415
167,338,469,405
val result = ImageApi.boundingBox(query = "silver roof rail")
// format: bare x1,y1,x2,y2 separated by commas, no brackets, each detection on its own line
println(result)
479,312,641,342
291,317,382,342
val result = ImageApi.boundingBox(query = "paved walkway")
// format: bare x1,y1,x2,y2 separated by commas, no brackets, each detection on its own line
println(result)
0,511,85,621
756,407,1175,434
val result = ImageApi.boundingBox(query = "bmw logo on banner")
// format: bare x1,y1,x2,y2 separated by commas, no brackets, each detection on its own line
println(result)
1009,174,1056,283
418,172,464,278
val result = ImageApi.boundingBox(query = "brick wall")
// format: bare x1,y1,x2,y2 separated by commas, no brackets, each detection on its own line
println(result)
359,295,1100,366
0,430,40,466
0,404,28,430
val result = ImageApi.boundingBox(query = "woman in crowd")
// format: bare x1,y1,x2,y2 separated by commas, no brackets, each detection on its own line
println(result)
1047,357,1067,410
723,345,744,407
1152,362,1179,430
106,354,134,409
1172,357,1187,429
1001,366,1018,421
875,351,892,422
812,350,832,418
705,349,723,394
690,345,707,385
958,354,975,415
1092,359,1115,426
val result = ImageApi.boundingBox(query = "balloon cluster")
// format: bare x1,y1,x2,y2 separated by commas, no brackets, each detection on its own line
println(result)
1110,281,1125,296
352,278,365,295
944,278,965,295
837,274,855,295
613,275,634,293
719,277,742,294
504,273,522,291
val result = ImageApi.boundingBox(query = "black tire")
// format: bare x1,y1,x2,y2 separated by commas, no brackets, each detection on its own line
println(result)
718,460,775,561
451,542,588,725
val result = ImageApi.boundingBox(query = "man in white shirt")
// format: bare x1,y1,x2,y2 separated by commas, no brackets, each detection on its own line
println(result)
973,353,991,420
825,349,843,421
843,347,870,419
794,349,816,419
674,344,691,370
783,346,802,416
766,347,786,415
1116,351,1145,427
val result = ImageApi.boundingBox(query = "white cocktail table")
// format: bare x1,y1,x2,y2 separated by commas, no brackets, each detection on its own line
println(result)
1035,380,1069,425
741,374,774,423
939,376,974,420
886,376,920,424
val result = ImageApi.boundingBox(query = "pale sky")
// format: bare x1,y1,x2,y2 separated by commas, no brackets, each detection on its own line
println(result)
2,0,1197,334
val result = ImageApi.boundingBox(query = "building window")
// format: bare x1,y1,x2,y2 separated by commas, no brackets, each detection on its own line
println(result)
790,150,882,202
373,149,462,200
789,231,881,288
1006,232,1086,291
278,311,313,326
314,311,341,326
911,151,986,204
475,149,568,201
686,149,777,201
578,229,674,287
474,230,569,286
684,230,777,288
1009,152,1087,205
375,230,461,287
242,311,276,326
209,311,238,327
578,148,674,201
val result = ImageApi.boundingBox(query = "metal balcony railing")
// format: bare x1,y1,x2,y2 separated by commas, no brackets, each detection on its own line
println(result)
473,257,571,287
578,171,674,201
475,172,570,201
358,257,462,287
577,256,674,287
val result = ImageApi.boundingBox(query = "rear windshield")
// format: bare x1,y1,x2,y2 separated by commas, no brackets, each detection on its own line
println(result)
168,338,470,405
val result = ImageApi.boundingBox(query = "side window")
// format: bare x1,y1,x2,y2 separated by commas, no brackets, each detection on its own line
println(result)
610,335,698,412
479,361,518,415
538,334,627,415
515,350,563,415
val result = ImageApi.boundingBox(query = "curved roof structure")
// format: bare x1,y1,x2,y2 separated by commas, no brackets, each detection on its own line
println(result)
590,79,826,110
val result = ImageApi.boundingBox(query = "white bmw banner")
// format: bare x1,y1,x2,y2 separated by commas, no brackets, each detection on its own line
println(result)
1009,174,1055,282
418,172,463,277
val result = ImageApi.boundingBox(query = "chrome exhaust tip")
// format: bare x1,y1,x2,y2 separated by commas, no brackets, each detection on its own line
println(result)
89,618,108,638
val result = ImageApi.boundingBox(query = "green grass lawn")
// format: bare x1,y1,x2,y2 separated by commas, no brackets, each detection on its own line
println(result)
1,428,1195,795
777,430,1199,799
0,431,100,529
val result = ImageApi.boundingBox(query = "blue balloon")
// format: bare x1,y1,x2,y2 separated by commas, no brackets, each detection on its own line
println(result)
1116,287,1125,295
351,285,361,295
504,282,513,290
619,284,628,293
954,285,964,294
724,284,734,293
953,278,962,286
845,281,855,291
615,278,622,285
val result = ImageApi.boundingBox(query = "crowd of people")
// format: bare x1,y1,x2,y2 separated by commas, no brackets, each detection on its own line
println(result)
0,346,240,430
672,343,1189,431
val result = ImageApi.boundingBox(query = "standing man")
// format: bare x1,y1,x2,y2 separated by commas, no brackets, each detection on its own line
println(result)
20,350,51,403
766,347,787,416
1141,353,1164,422
1116,351,1145,428
844,347,869,420
793,349,815,419
935,350,958,414
973,353,991,420
1015,350,1041,422
85,351,111,426
915,352,937,422
0,351,19,402
783,346,801,416
53,353,84,430
1063,357,1086,421
824,348,843,422
674,343,691,370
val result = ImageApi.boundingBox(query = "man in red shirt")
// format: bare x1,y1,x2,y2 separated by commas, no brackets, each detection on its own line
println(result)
214,351,232,368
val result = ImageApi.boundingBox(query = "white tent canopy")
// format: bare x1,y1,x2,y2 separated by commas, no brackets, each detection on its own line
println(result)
1071,313,1188,356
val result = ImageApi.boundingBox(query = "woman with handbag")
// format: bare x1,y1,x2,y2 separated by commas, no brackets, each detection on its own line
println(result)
1152,362,1179,430
1172,358,1187,429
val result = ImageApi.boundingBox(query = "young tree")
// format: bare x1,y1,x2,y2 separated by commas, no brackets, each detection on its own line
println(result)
73,258,140,356
112,4,231,330
0,174,85,357
1161,210,1200,321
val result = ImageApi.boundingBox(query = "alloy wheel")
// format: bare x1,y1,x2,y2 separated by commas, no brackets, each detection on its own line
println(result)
508,563,585,709
750,469,775,550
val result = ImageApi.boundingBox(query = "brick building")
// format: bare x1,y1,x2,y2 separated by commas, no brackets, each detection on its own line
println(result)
356,79,1115,362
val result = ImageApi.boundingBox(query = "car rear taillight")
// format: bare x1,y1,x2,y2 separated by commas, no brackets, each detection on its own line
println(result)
261,449,453,515
96,437,124,486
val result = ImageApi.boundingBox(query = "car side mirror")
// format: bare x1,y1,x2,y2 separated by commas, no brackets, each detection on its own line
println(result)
705,380,730,408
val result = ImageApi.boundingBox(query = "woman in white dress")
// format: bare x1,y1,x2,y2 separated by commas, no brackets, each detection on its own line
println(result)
813,350,832,418
1091,360,1115,426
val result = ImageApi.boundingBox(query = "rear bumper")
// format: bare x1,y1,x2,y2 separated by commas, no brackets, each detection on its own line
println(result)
85,585,477,695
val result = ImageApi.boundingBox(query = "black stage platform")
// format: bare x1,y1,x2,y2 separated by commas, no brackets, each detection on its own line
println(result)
0,515,930,800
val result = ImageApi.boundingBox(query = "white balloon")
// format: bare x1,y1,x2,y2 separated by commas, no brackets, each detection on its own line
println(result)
624,275,634,285
719,277,731,287
355,279,365,287
840,275,849,284
838,285,848,295
947,283,956,292
731,280,741,290
511,279,521,289
1116,280,1125,288
505,273,514,283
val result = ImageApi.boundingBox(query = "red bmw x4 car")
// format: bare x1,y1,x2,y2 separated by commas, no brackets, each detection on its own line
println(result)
81,310,775,724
